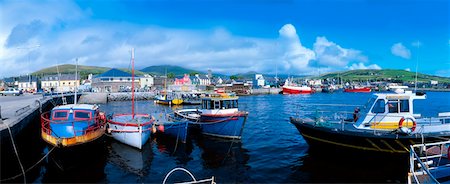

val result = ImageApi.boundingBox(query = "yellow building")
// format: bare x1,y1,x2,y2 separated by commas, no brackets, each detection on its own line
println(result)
41,74,80,92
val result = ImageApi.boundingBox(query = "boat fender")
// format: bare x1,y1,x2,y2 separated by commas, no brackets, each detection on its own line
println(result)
398,117,416,132
158,125,165,133
152,124,157,134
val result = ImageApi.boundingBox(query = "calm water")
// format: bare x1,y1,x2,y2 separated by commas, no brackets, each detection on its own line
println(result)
2,92,450,183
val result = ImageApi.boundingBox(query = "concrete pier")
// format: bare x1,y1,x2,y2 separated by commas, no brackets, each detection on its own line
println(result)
0,94,78,141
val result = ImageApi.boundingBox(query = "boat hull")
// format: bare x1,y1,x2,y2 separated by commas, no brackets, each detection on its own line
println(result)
196,113,248,139
282,86,312,94
108,123,152,149
107,114,154,149
156,121,188,143
290,117,449,155
344,87,371,92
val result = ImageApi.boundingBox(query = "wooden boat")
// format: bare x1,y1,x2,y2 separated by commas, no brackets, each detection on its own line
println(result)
41,61,106,148
408,140,450,183
344,86,371,92
290,90,450,155
41,104,106,147
174,93,248,139
282,78,312,94
107,48,154,149
154,113,189,143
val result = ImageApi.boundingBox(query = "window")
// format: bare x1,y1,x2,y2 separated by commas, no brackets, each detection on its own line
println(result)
75,111,91,119
388,100,399,113
53,111,68,120
69,82,71,85
63,82,65,85
400,100,409,112
120,78,123,81
214,101,220,109
371,99,385,113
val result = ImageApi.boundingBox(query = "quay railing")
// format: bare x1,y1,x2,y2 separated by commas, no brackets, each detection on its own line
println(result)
408,140,450,184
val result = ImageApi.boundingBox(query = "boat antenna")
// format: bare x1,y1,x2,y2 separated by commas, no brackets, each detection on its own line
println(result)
74,58,78,105
414,41,420,92
131,48,135,119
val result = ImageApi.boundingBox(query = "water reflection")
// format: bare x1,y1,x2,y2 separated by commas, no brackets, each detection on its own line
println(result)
195,137,250,183
288,148,408,183
42,142,107,183
154,135,194,165
107,141,153,176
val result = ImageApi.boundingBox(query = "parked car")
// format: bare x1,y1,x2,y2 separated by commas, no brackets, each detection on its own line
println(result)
0,88,23,96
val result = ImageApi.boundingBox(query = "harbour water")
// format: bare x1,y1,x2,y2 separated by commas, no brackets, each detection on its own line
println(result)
1,92,450,183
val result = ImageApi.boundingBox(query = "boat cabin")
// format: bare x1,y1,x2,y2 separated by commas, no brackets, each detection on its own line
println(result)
49,104,99,138
355,91,426,130
200,93,240,115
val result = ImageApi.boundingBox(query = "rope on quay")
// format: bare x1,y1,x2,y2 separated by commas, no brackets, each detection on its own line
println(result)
0,124,57,182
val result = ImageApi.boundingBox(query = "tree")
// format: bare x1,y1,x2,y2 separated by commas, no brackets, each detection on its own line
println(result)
189,72,199,76
230,75,238,80
167,72,175,79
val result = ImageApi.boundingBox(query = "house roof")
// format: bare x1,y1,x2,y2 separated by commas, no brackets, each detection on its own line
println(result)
95,68,135,78
42,74,80,81
18,76,38,82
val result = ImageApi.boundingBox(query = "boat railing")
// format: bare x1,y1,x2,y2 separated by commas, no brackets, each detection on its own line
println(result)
408,140,450,184
41,111,105,138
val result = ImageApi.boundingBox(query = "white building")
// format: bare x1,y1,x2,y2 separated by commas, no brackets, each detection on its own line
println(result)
140,74,154,89
18,76,38,92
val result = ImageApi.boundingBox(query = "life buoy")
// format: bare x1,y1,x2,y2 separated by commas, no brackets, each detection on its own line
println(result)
399,117,416,132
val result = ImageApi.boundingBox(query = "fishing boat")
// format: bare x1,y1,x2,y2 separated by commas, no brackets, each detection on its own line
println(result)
155,94,183,105
41,104,106,147
153,112,189,143
408,140,450,184
290,90,450,155
107,48,154,149
282,78,313,94
344,86,371,92
41,62,106,148
174,93,249,139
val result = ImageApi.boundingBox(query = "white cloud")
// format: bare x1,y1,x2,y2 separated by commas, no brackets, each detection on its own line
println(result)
391,43,411,59
314,36,367,67
347,63,381,70
405,68,411,72
278,24,315,72
0,1,380,78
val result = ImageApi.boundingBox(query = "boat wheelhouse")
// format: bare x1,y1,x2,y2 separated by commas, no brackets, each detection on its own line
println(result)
175,93,248,139
290,90,450,154
41,104,106,147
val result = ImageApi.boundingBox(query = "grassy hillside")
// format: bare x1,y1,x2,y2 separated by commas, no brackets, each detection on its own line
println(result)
318,69,450,83
141,65,202,76
32,64,146,79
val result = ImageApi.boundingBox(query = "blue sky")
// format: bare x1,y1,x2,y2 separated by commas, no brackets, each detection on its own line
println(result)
0,0,449,77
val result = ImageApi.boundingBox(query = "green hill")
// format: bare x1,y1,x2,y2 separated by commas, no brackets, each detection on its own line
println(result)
317,69,450,83
32,64,146,79
141,65,202,76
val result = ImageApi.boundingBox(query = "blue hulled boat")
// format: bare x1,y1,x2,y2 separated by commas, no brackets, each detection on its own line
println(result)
41,104,106,147
154,113,189,143
175,93,248,139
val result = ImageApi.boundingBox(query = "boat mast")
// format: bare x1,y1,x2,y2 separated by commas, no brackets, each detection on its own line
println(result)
74,58,78,105
131,48,135,119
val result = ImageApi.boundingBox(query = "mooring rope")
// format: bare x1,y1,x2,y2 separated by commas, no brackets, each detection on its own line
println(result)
0,146,56,182
3,123,26,183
